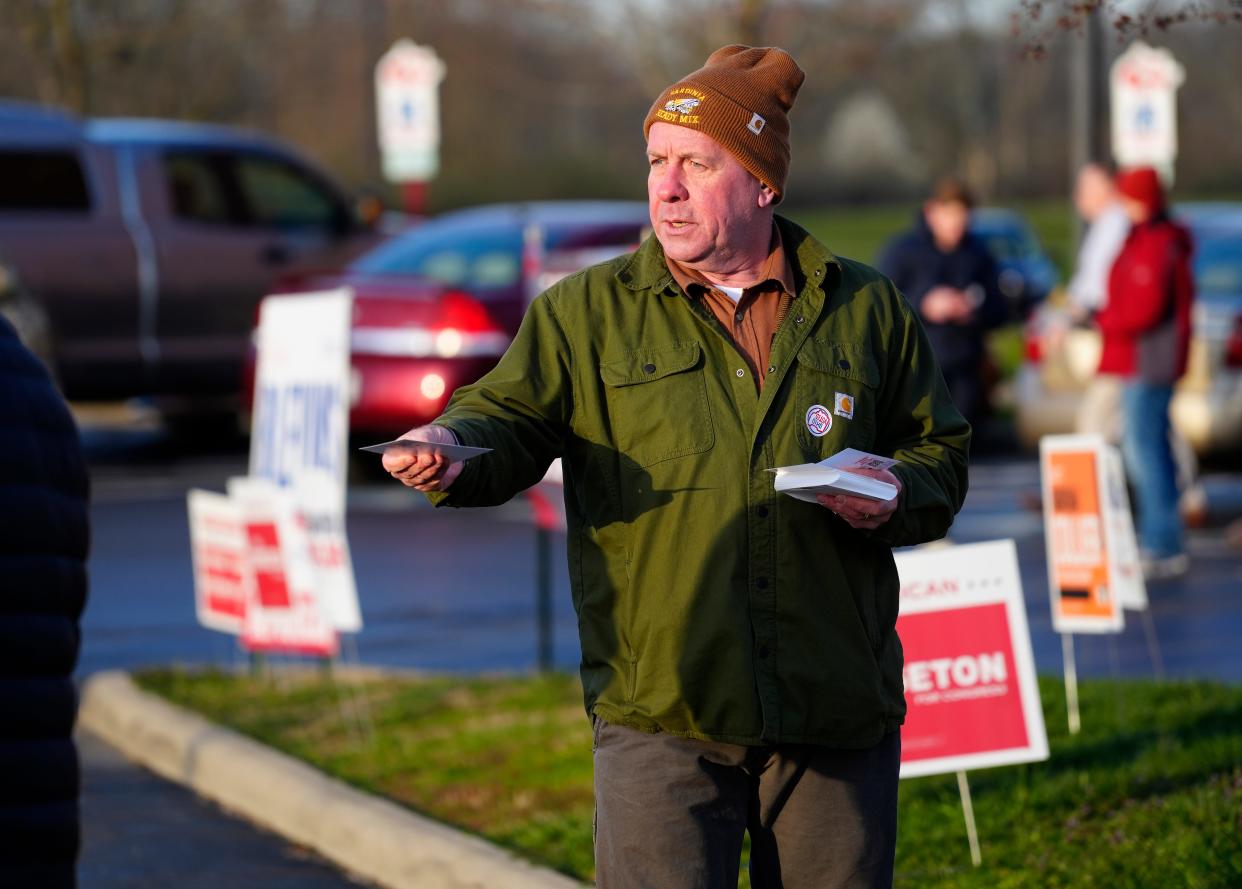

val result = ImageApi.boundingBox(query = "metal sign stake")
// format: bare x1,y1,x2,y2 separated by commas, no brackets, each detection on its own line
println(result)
956,770,982,867
1062,632,1081,734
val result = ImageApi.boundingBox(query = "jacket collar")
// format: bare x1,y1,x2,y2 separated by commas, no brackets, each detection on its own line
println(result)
616,214,840,295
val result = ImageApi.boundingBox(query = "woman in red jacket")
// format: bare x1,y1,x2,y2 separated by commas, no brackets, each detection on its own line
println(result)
1095,166,1194,578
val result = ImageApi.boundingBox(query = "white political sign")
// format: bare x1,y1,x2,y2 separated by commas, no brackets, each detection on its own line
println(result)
1111,41,1184,177
249,289,361,632
187,488,249,634
376,39,445,183
228,476,337,657
1101,446,1147,611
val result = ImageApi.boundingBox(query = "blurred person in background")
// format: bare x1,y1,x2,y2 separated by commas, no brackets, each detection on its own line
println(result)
0,315,90,887
879,177,1009,430
1062,163,1205,525
1096,166,1194,579
383,44,969,889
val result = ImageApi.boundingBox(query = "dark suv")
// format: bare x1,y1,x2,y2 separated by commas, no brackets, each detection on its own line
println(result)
0,100,382,406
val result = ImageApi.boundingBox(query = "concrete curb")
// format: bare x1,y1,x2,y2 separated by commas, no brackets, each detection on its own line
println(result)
78,670,586,889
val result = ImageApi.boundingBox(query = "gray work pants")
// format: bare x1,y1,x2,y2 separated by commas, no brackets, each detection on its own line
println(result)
592,719,900,889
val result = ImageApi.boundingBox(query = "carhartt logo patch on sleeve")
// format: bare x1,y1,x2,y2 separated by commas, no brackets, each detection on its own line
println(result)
806,404,832,437
834,392,855,419
747,113,766,135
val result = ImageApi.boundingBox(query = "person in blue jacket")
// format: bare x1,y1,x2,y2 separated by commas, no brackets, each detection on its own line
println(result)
879,177,1009,427
0,313,90,888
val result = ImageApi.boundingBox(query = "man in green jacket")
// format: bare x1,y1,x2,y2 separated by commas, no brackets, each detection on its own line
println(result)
385,45,969,889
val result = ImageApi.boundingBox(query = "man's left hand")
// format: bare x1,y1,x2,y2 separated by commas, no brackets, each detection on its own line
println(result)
816,467,902,531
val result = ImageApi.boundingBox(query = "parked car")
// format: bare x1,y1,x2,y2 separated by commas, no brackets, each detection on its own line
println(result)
969,207,1060,318
1014,203,1242,456
249,201,650,436
0,100,384,408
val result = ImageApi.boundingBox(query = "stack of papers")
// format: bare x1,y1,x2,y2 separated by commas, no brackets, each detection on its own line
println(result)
768,448,899,504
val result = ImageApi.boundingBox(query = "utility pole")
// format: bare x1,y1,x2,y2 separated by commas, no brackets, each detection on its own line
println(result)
1069,7,1105,244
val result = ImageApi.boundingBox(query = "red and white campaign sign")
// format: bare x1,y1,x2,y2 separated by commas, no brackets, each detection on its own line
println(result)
228,476,337,657
187,489,249,634
895,540,1048,778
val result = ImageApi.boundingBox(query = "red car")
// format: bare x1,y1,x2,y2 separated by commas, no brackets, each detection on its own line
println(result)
246,201,649,437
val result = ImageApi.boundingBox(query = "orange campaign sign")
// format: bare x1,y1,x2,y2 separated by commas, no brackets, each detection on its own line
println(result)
1040,436,1125,634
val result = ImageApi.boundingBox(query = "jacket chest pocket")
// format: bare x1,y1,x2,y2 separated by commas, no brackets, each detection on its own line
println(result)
599,341,714,468
793,339,880,458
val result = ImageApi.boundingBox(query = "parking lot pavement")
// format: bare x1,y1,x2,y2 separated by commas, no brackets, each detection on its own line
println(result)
953,455,1242,683
77,728,373,889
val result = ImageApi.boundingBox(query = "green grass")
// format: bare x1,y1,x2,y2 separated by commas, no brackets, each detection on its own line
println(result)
136,669,1242,888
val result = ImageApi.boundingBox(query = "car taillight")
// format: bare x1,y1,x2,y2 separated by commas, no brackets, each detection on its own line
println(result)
1024,329,1042,364
349,291,511,359
438,291,495,332
1226,314,1242,369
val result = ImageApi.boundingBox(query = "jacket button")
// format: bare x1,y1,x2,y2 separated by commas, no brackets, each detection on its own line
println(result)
736,368,745,378
643,363,656,374
767,365,776,374
795,316,805,325
757,646,771,659
756,577,768,589
735,311,744,323
756,505,769,518
837,359,851,370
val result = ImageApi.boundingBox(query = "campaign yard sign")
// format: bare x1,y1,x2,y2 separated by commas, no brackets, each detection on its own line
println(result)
250,289,361,632
187,489,249,634
895,540,1048,778
228,476,337,658
1040,435,1129,633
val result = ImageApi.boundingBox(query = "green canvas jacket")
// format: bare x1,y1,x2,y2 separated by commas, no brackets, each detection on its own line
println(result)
429,215,970,747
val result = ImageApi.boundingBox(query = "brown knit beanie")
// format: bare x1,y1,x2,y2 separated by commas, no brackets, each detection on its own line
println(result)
643,45,805,199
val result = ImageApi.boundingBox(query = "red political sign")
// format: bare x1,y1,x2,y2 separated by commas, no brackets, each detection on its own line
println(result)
228,477,337,658
895,540,1048,778
187,489,250,634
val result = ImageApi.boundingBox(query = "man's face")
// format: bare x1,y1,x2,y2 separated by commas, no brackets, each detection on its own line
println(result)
1074,167,1114,222
924,199,970,252
1122,195,1150,225
646,122,774,271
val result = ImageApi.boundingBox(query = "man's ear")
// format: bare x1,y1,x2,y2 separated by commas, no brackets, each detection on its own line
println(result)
757,184,777,209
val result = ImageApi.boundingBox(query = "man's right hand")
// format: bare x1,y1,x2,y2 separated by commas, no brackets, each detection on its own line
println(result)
921,286,972,324
382,424,465,492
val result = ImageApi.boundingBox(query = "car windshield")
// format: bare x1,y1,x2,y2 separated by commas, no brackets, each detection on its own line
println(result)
1193,236,1242,296
349,212,646,297
351,220,524,294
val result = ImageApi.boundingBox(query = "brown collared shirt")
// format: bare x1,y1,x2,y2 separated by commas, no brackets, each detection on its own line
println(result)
664,225,797,389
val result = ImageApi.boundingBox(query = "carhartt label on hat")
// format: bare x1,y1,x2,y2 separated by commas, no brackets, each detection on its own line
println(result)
748,113,766,135
656,87,705,125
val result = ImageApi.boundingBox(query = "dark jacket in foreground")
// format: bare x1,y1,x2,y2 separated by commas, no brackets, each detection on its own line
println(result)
879,213,1009,370
1097,214,1194,385
429,217,969,747
0,316,90,887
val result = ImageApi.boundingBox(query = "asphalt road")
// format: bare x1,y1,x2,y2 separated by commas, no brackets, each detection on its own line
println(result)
79,423,1242,683
77,727,373,889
